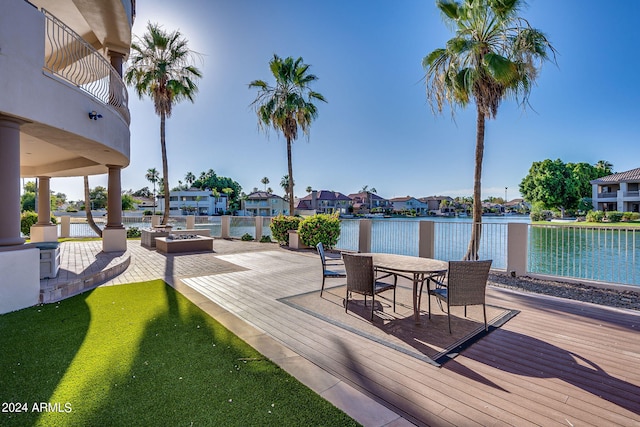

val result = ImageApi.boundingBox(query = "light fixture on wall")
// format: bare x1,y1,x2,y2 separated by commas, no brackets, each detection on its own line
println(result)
88,111,103,120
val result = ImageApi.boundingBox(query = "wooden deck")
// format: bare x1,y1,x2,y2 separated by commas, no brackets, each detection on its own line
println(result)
180,250,640,427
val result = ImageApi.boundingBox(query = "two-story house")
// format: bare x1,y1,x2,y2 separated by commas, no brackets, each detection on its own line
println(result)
390,196,429,214
420,196,455,216
296,190,351,214
158,190,228,215
590,168,640,212
242,191,288,216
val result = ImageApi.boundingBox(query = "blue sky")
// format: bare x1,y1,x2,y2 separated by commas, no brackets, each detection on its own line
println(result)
55,0,640,202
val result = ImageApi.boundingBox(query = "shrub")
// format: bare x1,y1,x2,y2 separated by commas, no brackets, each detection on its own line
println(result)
259,235,272,243
20,211,38,236
65,206,78,213
126,227,141,238
241,233,254,241
298,213,341,249
154,211,163,215
143,210,153,216
606,211,623,223
621,212,640,221
269,215,301,245
585,210,604,223
529,211,548,222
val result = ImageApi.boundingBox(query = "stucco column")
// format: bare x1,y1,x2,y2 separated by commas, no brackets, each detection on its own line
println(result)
105,165,124,229
108,50,125,77
0,116,25,246
36,176,51,225
103,165,126,253
30,175,58,242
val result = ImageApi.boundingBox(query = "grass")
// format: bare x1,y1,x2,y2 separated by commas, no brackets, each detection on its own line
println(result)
0,280,359,426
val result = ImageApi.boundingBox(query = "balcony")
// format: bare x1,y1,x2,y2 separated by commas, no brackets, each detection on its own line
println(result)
43,9,129,124
597,192,617,199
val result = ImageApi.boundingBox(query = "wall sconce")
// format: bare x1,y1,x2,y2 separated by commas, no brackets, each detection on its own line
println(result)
88,111,103,120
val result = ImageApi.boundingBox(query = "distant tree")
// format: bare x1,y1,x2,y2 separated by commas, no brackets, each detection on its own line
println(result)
24,181,37,193
520,159,579,217
20,192,35,212
145,168,160,214
306,186,313,193
125,22,202,225
89,186,108,210
132,186,151,198
423,0,556,259
261,177,270,191
279,175,294,200
267,187,273,194
595,160,613,175
185,172,196,188
249,55,326,215
121,193,137,211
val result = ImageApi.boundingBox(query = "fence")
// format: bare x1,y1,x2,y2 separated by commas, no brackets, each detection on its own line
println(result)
55,215,639,286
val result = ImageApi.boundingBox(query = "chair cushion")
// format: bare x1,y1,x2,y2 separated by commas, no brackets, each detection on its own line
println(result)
324,270,346,277
432,288,448,298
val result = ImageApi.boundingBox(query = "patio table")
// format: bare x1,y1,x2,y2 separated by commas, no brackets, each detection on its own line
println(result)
358,253,448,323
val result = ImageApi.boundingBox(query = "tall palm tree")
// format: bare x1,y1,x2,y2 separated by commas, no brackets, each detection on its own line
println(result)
125,22,202,225
423,0,556,259
145,167,160,215
261,176,270,191
249,55,326,215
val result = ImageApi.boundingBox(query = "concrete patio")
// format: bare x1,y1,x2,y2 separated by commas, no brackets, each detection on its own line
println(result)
39,239,640,426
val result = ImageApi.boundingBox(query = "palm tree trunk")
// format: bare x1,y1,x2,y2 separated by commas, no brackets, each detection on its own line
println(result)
84,176,102,237
286,137,294,215
160,111,170,225
465,107,485,260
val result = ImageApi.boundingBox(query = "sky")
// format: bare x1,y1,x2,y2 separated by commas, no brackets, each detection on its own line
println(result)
53,0,640,203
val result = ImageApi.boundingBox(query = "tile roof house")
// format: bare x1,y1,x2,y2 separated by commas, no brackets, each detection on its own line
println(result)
347,191,392,213
389,196,429,214
296,190,351,214
420,196,455,215
590,168,640,212
242,191,288,216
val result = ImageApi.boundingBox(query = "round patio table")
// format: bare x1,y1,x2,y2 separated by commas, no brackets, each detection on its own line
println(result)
359,253,448,323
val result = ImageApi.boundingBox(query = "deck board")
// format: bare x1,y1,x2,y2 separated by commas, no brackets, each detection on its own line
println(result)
181,250,640,427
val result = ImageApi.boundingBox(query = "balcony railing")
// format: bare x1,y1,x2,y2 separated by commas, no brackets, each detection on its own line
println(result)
597,192,617,198
624,191,640,198
42,9,130,124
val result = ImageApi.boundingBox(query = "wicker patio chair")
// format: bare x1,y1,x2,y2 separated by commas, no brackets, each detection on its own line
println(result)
342,253,397,321
317,242,346,297
428,260,492,333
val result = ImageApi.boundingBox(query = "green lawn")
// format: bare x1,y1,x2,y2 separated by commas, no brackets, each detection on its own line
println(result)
0,280,359,426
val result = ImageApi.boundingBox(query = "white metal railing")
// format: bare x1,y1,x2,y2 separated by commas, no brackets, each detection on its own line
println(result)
434,222,508,269
371,220,420,256
42,9,130,124
528,225,638,285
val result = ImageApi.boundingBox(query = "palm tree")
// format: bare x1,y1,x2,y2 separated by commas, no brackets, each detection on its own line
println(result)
185,172,196,188
305,186,313,194
280,175,293,199
595,160,613,175
125,22,202,225
261,176,270,191
423,0,556,259
145,167,160,215
83,176,102,237
249,55,326,215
